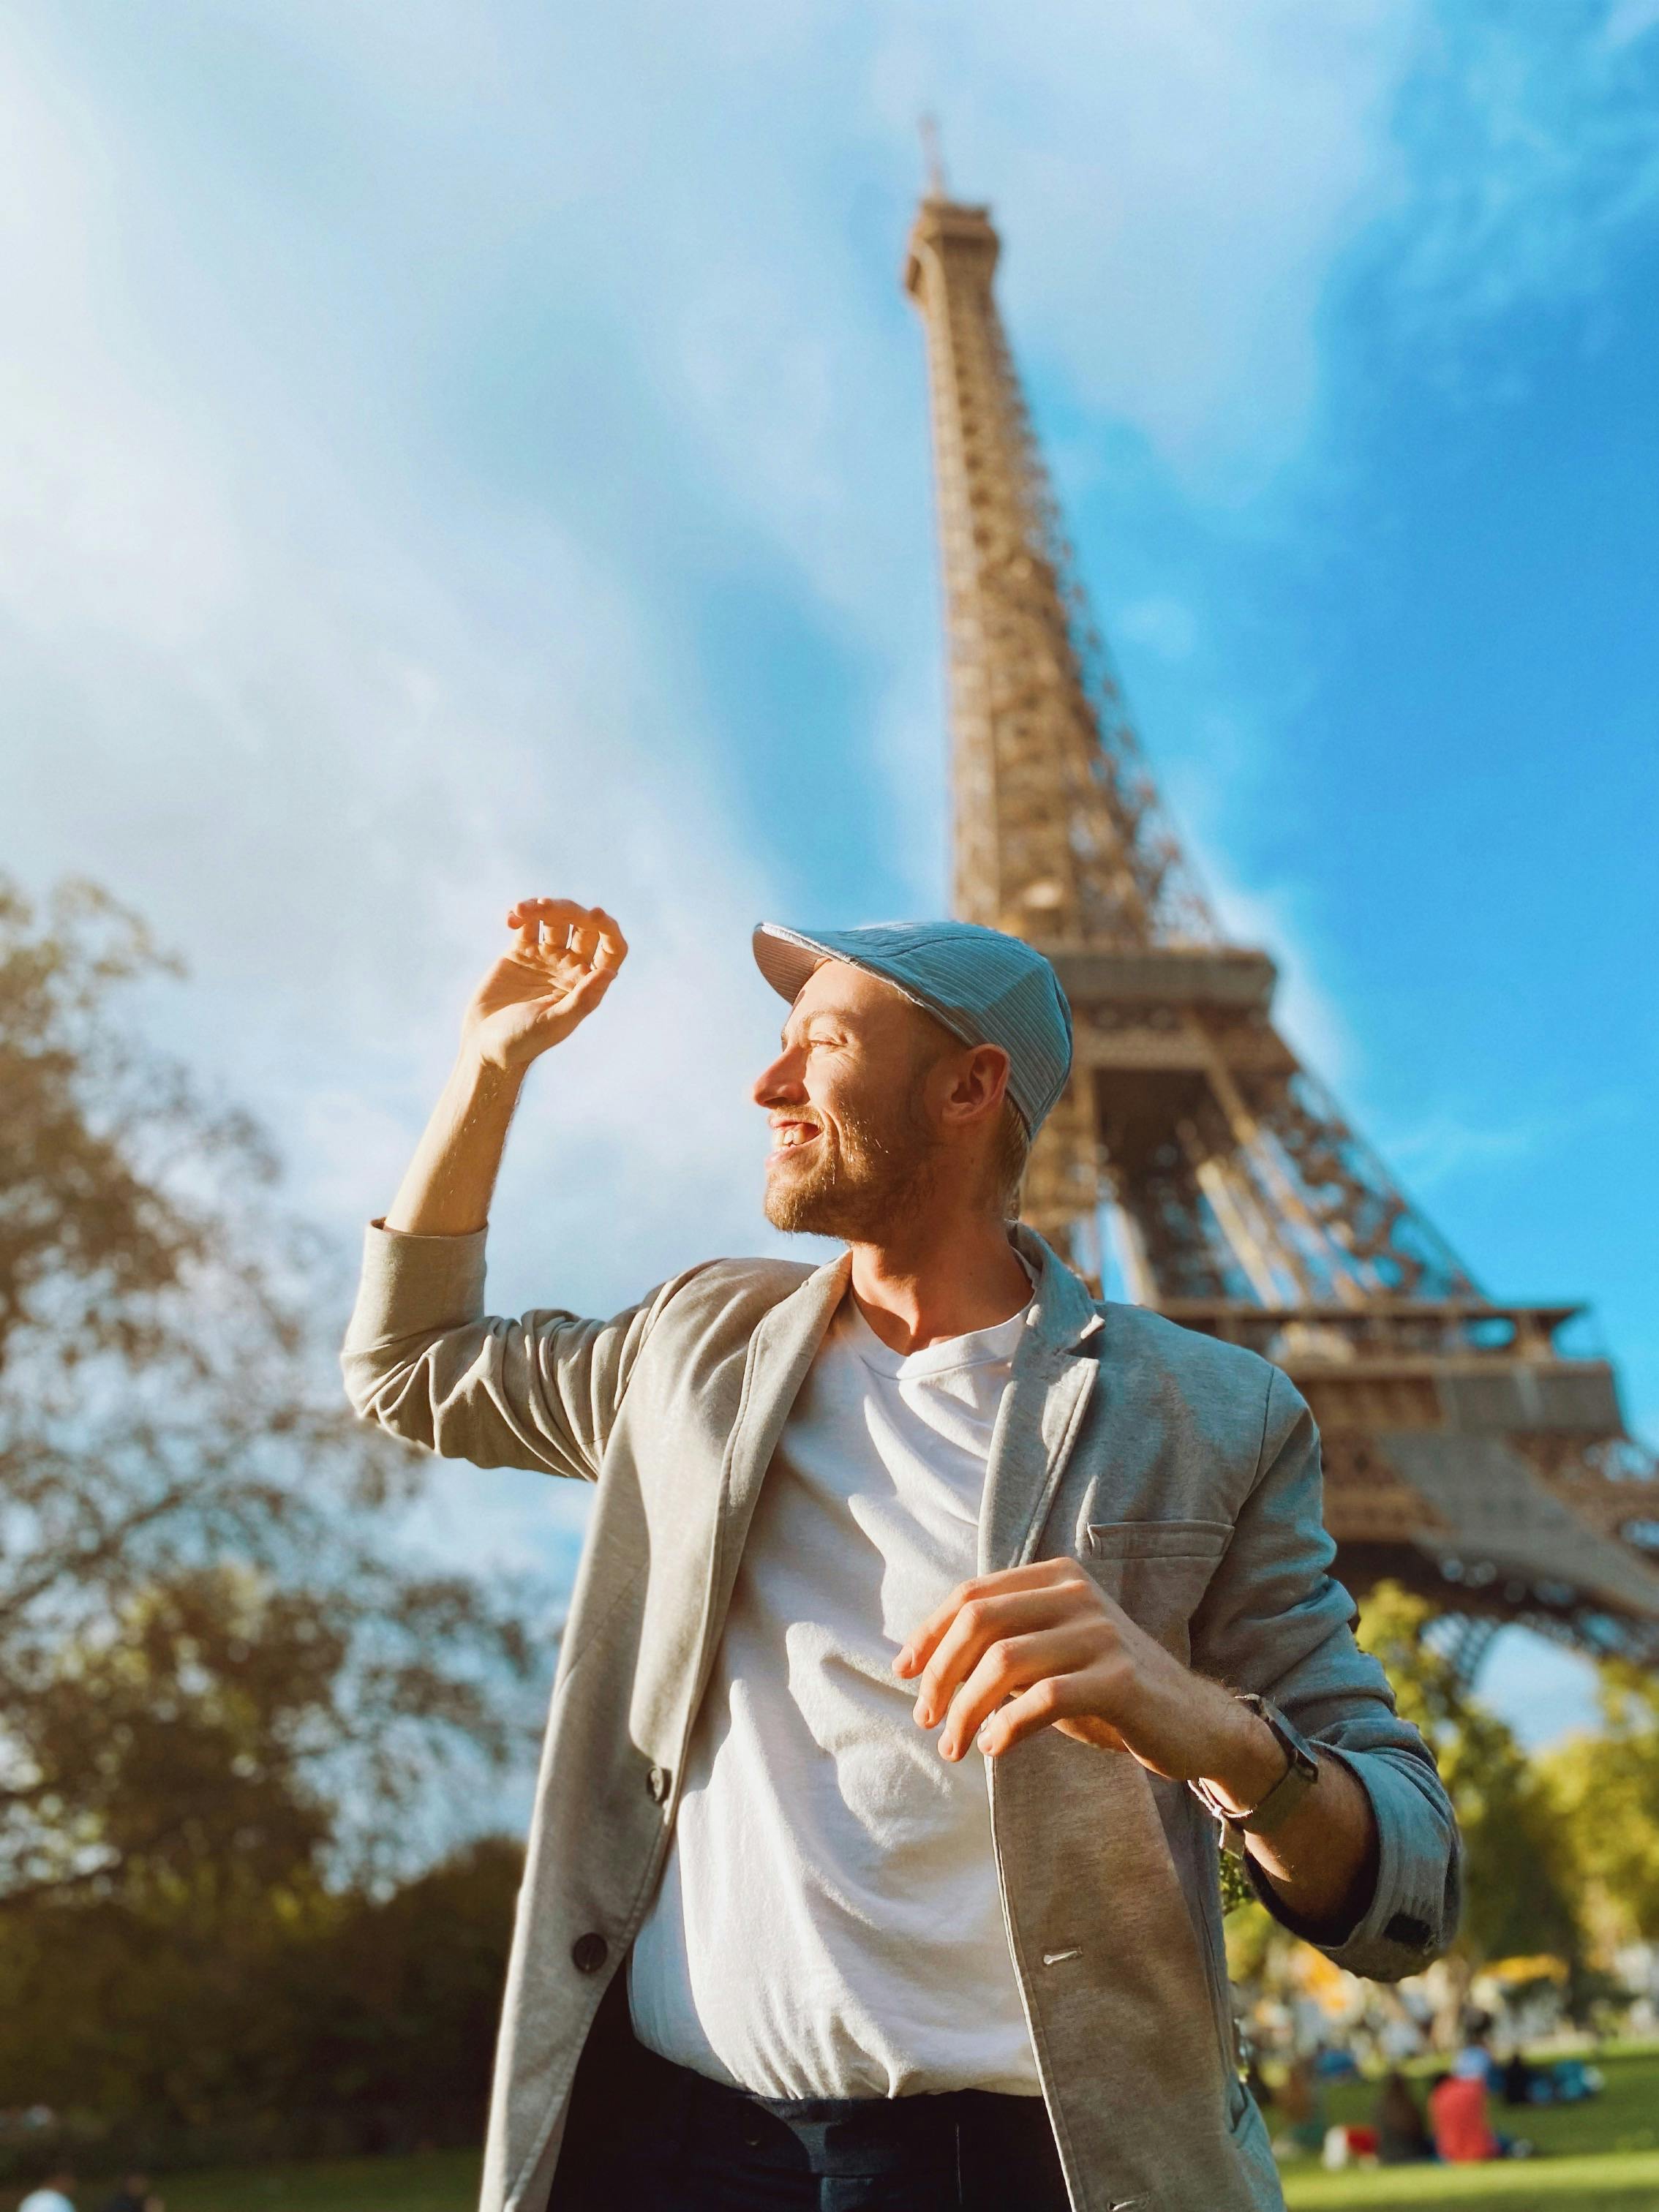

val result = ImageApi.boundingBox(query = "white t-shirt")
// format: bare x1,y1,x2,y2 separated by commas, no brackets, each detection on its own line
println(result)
19,2193,76,2212
629,1284,1042,2098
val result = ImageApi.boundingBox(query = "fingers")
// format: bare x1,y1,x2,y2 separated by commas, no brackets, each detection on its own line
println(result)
504,898,629,977
894,1557,1077,1683
893,1559,1121,1764
984,1680,1130,1761
590,908,628,971
907,1581,1079,1733
564,909,629,973
933,1625,1099,1761
505,895,590,953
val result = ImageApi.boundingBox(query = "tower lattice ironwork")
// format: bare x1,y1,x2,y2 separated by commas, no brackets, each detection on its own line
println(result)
905,187,1659,1669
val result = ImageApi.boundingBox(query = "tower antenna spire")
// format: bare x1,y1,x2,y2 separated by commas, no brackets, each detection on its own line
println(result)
918,113,947,200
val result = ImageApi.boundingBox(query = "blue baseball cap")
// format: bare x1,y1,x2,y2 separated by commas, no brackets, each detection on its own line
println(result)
752,919,1074,1135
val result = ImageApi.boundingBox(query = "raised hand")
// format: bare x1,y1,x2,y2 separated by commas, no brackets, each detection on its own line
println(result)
462,898,629,1072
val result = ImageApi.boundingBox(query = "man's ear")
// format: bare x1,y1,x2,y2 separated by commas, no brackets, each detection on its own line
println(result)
977,1045,1012,1118
943,1043,1011,1126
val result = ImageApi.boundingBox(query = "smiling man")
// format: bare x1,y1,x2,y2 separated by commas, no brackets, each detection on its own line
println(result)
343,900,1459,2212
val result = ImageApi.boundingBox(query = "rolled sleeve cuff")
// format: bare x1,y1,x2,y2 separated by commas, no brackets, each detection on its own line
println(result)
1245,1744,1458,1982
345,1220,489,1348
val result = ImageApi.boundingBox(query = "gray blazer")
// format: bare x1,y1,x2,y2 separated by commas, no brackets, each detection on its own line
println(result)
343,1221,1458,2212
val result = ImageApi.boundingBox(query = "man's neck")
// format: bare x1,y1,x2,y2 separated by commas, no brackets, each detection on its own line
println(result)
846,1214,1034,1356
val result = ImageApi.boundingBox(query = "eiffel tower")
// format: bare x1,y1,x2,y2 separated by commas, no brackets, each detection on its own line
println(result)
904,181,1659,1674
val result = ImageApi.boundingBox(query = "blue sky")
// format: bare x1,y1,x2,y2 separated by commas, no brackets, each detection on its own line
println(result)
2,1,1656,1748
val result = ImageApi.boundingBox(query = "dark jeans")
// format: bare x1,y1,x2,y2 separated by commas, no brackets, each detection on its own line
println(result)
550,1979,1071,2212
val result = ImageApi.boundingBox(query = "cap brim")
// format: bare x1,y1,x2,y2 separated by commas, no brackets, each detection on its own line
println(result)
752,922,986,1048
752,924,838,1003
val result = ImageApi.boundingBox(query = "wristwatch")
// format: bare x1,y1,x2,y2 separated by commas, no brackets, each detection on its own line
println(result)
1189,1694,1320,1856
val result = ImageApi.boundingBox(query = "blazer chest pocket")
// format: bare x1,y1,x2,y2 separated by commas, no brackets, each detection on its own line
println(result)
1081,1519,1232,1658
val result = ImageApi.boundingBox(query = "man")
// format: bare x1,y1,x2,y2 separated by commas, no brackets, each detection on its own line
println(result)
344,900,1459,2212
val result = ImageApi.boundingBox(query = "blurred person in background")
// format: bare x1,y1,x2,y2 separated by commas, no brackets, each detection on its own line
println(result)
1274,2056,1328,2159
1501,2049,1536,2107
99,2174,162,2212
345,901,1461,2212
1429,2043,1532,2163
18,2171,77,2212
1374,2069,1433,2164
1456,2016,1497,2085
1429,2058,1499,2163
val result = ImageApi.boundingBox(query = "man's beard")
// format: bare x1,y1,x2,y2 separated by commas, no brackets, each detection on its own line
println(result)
763,1096,941,1242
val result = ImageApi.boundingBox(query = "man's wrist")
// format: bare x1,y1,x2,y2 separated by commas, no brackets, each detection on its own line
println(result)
1195,1696,1290,1817
454,1045,527,1099
380,1049,525,1238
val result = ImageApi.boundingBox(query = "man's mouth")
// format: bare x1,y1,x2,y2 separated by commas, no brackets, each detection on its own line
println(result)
768,1120,822,1163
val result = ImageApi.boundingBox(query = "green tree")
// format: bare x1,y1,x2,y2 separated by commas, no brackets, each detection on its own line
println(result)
0,876,544,1906
0,874,553,2161
1540,1661,1659,1950
1355,1583,1582,1974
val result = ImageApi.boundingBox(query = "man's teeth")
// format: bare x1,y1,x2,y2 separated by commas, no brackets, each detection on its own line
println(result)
778,1125,819,1148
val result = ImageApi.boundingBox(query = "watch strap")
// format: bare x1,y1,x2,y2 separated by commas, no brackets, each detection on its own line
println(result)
1191,1694,1320,1851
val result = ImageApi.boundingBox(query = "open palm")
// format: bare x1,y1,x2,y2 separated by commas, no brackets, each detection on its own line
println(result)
462,898,628,1071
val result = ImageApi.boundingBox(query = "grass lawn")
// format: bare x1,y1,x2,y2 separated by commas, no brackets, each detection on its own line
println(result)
157,2151,483,2211
1284,2151,1659,2208
1282,2042,1659,2211
1,2153,483,2212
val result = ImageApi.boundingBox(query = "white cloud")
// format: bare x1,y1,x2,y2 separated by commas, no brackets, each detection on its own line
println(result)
1604,0,1659,49
1203,870,1361,1094
0,18,797,1335
1378,0,1659,348
1377,1091,1634,1199
1380,1109,1557,1193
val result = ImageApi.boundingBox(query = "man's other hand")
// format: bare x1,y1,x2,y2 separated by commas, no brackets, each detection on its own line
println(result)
894,1556,1381,1939
464,898,629,1072
893,1557,1276,1800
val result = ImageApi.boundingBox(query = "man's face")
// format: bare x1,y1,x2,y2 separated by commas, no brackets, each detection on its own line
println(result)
751,960,949,1241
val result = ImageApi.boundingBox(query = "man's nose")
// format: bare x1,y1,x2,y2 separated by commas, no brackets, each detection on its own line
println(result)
753,1047,805,1107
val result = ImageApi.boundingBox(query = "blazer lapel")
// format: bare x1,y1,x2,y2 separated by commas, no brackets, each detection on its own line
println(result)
979,1229,1103,1575
697,1252,850,1680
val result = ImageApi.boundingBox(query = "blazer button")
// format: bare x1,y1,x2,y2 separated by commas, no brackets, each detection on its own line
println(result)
646,1764,672,1805
571,1932,608,1975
